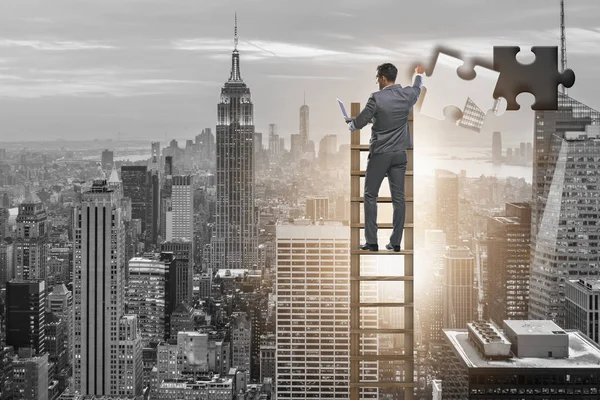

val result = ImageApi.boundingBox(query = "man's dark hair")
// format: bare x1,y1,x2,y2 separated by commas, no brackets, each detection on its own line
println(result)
376,63,397,82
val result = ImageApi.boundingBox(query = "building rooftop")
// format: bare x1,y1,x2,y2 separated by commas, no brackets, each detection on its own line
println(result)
444,329,600,369
568,278,600,292
503,320,565,336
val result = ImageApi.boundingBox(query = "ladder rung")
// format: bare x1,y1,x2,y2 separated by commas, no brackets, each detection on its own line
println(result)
350,249,413,255
350,382,415,389
351,302,414,308
351,197,414,203
350,145,413,151
351,276,413,281
350,354,413,361
350,329,414,335
350,223,413,229
351,170,413,177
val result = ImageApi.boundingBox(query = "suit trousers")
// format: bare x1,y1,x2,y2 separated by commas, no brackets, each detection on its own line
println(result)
364,150,407,246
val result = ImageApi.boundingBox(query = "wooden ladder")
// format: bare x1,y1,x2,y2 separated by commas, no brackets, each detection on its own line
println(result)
349,103,414,400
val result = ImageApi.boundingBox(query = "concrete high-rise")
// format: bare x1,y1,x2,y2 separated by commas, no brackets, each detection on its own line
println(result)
530,123,600,325
171,175,193,242
213,15,258,269
149,142,161,176
443,246,476,329
486,203,531,325
435,169,459,246
73,178,140,396
6,280,46,355
268,124,280,157
14,192,48,280
127,257,168,344
276,221,350,399
565,278,600,344
46,284,73,369
492,131,502,165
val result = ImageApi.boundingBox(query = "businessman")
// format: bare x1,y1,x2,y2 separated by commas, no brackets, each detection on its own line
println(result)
346,63,424,252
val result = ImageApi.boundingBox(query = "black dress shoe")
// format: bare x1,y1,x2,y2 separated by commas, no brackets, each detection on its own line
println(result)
359,243,379,251
386,243,401,252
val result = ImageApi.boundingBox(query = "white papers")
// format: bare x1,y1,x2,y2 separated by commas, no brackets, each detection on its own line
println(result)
337,98,350,121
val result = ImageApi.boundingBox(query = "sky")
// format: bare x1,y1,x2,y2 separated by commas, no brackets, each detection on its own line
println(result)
0,0,599,146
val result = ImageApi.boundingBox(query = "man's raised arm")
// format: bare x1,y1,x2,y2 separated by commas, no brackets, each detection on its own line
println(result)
405,65,425,107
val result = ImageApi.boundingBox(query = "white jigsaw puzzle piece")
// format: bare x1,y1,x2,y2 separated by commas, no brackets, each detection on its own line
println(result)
420,53,500,122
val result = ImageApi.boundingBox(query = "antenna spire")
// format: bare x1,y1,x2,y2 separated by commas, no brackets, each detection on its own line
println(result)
303,91,306,105
560,0,567,95
234,12,238,51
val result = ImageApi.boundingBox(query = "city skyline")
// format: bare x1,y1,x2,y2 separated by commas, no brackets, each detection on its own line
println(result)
0,1,599,144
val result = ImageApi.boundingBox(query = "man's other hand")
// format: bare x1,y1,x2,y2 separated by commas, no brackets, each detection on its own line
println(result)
415,65,425,74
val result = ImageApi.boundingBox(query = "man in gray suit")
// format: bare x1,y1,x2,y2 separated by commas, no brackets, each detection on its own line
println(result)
346,63,424,252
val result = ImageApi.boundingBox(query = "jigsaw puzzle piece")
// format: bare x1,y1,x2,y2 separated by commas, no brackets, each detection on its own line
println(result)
493,46,575,111
420,52,501,127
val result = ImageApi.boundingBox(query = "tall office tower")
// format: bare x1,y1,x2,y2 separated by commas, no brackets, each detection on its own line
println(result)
12,352,48,400
318,134,338,169
213,15,258,270
491,131,502,165
435,169,459,246
279,137,285,153
565,278,600,344
150,142,162,176
268,124,280,157
0,207,9,239
254,131,263,154
486,203,531,325
6,280,46,355
121,166,149,233
117,315,143,396
441,320,600,399
171,176,193,242
530,124,600,325
231,312,251,375
148,170,160,245
443,246,476,330
290,134,303,160
45,312,67,375
73,178,127,396
47,284,72,369
0,238,13,288
101,149,114,171
299,96,309,148
160,243,193,306
14,193,48,281
196,128,215,162
160,156,173,242
276,221,350,399
127,257,168,344
305,196,329,221
176,332,210,377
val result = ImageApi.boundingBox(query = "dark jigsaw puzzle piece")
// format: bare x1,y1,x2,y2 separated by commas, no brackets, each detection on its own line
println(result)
493,46,575,111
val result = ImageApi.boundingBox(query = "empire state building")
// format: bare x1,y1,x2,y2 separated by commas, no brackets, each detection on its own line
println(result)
212,15,258,269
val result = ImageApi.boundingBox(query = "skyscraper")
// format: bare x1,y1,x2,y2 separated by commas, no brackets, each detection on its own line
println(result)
529,124,600,325
435,169,459,246
127,257,168,344
6,280,46,355
492,131,502,165
268,124,280,158
213,14,258,269
275,221,350,399
443,246,476,330
121,166,149,233
149,142,161,176
305,196,329,221
171,175,193,242
73,178,139,396
299,95,309,150
14,192,48,281
101,149,114,171
486,203,531,325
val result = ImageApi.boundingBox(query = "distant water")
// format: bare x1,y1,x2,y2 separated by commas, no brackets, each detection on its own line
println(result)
114,154,149,162
415,146,532,182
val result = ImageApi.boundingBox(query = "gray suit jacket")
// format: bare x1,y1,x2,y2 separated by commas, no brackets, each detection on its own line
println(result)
351,75,423,154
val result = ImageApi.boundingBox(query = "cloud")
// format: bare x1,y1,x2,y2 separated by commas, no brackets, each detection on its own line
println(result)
0,70,218,98
0,39,117,50
269,74,350,80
